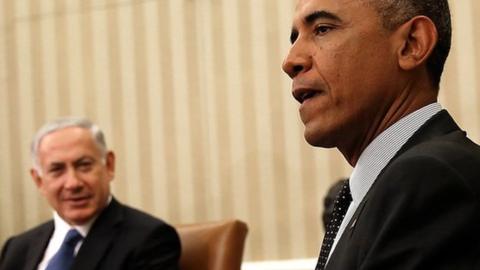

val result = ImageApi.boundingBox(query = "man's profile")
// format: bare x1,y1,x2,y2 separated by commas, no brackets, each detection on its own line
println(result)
283,0,480,269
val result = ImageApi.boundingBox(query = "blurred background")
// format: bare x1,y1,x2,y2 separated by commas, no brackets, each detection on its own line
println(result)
0,0,479,262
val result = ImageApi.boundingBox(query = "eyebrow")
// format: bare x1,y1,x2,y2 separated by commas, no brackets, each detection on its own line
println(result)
74,156,94,163
305,10,342,25
289,10,342,44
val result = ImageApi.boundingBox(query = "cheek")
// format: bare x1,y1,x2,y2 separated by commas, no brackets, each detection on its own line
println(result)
100,178,110,193
42,181,62,196
88,173,111,194
42,184,63,209
313,45,352,80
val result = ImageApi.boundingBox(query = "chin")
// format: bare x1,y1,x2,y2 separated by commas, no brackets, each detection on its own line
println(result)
64,210,96,225
304,129,337,148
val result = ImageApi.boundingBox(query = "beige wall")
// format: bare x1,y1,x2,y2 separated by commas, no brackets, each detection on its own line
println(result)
0,0,478,261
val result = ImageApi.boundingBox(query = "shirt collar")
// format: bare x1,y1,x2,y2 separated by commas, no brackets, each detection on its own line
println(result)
349,102,442,205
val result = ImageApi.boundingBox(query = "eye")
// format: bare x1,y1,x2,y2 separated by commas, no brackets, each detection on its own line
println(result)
314,25,333,36
48,166,64,177
78,161,93,172
75,159,94,172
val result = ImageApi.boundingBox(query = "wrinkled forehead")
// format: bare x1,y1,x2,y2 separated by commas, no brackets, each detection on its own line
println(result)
38,127,97,156
292,0,373,28
294,0,364,17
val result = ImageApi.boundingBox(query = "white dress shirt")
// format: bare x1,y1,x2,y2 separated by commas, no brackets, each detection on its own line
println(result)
37,196,112,270
327,102,442,261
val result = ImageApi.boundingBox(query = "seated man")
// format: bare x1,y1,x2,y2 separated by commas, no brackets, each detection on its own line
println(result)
0,117,180,270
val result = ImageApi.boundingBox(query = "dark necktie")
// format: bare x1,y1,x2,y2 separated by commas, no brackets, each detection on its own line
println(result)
45,229,83,270
316,180,352,270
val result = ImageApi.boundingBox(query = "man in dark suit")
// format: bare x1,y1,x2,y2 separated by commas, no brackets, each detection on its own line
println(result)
0,117,180,270
282,0,480,269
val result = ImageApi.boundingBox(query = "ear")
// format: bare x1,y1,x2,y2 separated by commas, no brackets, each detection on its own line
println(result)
396,16,438,71
31,168,47,195
105,151,115,182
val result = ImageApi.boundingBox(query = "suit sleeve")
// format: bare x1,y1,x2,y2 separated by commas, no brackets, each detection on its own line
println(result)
0,237,19,270
0,238,11,269
128,223,181,270
358,155,480,270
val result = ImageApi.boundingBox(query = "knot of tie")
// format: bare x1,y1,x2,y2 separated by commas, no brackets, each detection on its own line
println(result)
45,229,83,270
64,229,83,246
316,180,352,270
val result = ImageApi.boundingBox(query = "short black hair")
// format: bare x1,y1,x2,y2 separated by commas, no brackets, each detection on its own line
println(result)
369,0,451,89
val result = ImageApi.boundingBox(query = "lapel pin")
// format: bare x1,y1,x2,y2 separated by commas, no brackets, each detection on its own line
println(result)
350,218,357,229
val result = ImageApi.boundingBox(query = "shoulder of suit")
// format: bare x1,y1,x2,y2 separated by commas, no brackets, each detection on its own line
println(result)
117,201,173,229
380,132,480,193
399,131,480,163
2,220,53,246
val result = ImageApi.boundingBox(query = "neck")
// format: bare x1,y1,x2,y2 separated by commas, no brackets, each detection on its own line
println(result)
339,82,437,166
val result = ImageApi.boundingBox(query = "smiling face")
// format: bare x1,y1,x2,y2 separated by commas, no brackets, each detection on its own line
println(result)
31,127,115,225
282,0,405,161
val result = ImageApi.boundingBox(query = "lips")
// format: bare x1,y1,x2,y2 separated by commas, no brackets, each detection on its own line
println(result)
292,87,323,104
64,195,92,205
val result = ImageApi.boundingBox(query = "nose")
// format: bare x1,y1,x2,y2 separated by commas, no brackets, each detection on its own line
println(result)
64,169,83,190
282,41,312,78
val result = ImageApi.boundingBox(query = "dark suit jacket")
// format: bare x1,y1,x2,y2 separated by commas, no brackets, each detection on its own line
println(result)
0,198,181,270
326,110,480,270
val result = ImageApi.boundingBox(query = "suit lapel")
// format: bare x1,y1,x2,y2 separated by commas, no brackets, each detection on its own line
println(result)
72,198,124,270
345,199,368,236
328,110,462,268
352,110,460,211
395,110,461,158
25,222,54,270
347,110,461,231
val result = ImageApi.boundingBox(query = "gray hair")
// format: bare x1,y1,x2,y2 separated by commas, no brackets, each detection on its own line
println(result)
31,117,107,174
366,0,451,89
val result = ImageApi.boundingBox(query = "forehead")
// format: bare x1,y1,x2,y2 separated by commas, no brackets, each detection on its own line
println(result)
293,0,368,24
38,127,97,157
296,0,363,10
